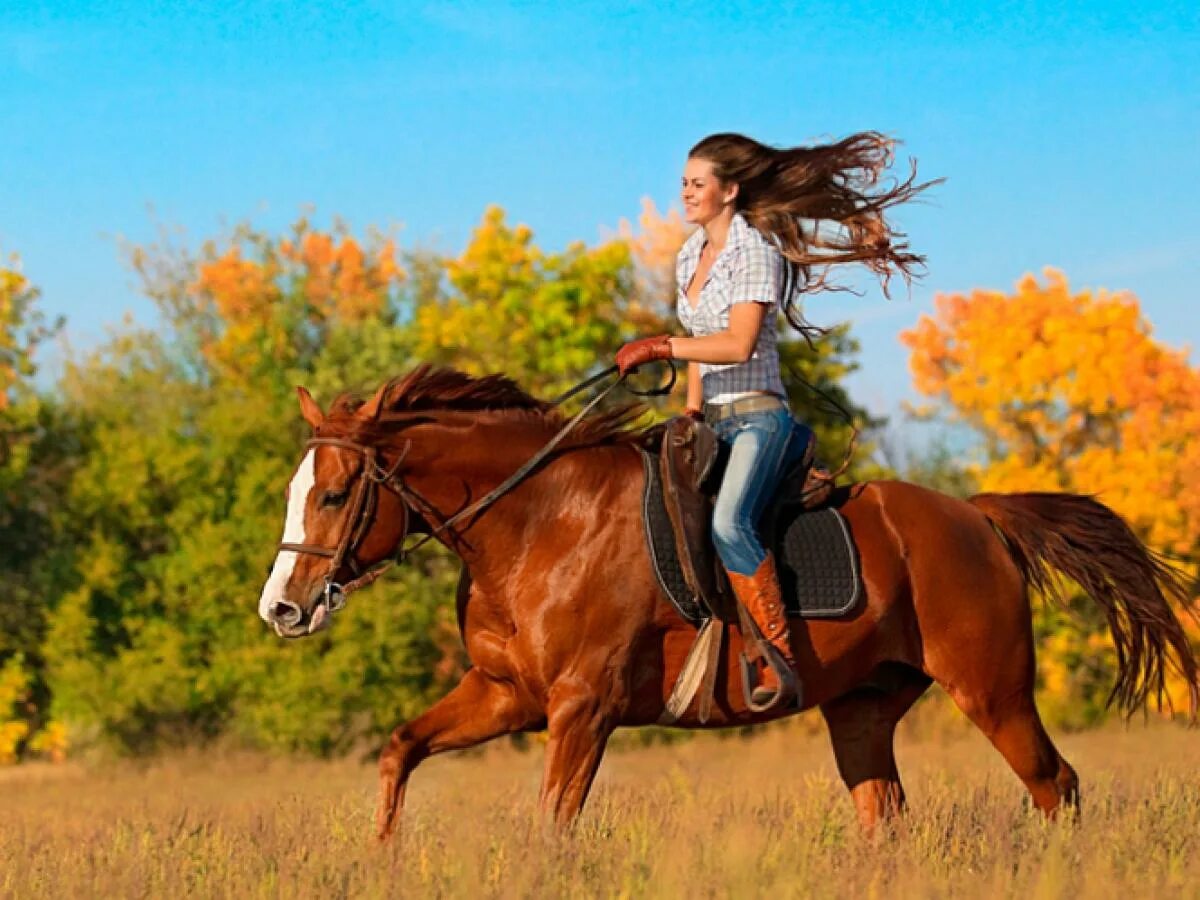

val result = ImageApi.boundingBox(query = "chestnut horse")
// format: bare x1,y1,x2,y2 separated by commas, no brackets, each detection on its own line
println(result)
257,366,1199,838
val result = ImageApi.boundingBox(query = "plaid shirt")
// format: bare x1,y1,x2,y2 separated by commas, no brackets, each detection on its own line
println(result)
676,213,788,405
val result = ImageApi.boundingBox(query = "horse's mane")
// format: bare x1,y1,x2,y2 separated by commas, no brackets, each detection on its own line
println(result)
323,364,651,448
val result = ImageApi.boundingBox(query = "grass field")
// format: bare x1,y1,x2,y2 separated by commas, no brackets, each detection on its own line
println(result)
2,713,1198,899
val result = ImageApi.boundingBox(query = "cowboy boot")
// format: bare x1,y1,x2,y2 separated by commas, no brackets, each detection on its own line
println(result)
726,552,798,708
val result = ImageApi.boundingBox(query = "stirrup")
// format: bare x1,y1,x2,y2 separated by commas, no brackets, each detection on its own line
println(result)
738,641,801,713
734,598,801,713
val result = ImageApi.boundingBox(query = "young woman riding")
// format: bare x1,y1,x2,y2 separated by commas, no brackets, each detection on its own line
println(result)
616,131,932,709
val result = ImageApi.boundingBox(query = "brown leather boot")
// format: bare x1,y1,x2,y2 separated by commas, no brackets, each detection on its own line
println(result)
726,553,798,708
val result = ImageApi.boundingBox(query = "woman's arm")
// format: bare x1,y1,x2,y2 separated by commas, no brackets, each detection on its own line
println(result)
685,360,703,413
669,302,769,365
616,240,778,379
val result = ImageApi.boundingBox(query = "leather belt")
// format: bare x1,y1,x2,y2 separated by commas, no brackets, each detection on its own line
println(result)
703,394,787,424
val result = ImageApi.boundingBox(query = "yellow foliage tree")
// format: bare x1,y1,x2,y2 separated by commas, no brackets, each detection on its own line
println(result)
617,197,690,331
1,260,58,411
901,269,1199,720
147,220,406,384
1,259,65,762
412,205,645,397
413,200,876,462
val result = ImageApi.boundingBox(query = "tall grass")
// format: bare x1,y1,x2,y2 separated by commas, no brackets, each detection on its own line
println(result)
2,718,1197,898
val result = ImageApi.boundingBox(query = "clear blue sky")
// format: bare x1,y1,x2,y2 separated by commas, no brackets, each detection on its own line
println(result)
3,0,1197,421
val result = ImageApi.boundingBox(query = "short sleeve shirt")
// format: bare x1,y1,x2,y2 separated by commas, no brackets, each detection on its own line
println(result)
675,213,788,405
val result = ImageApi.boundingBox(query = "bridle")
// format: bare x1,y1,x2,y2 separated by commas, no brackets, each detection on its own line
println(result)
277,436,413,613
275,363,676,623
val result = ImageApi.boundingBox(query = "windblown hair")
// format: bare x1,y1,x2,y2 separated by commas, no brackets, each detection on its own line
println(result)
689,131,940,337
324,365,650,449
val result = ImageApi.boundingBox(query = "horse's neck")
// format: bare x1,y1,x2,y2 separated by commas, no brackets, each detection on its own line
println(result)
403,418,639,571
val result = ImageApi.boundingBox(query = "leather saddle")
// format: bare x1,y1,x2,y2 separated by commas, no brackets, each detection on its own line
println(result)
656,415,828,623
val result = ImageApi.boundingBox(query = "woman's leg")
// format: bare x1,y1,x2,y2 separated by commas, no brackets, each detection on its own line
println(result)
711,409,810,707
711,409,805,574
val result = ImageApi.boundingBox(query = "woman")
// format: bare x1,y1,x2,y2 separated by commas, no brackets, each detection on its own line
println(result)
616,132,933,709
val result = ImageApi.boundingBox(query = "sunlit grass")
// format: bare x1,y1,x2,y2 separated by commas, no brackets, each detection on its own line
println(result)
2,716,1197,898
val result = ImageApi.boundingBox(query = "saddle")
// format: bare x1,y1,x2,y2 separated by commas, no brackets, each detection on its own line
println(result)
656,415,827,623
639,416,864,722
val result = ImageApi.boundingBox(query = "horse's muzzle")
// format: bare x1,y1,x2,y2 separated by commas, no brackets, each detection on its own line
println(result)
267,592,336,638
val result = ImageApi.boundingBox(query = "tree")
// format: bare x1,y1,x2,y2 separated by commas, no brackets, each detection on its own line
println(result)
411,205,645,398
901,269,1199,723
42,220,444,754
0,259,69,760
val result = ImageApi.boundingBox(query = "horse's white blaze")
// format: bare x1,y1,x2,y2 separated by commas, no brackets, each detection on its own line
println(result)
259,449,316,622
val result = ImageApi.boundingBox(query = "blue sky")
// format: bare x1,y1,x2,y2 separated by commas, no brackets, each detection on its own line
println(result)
2,0,1197,422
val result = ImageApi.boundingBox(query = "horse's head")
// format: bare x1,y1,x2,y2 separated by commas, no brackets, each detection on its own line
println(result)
258,383,413,638
257,364,644,638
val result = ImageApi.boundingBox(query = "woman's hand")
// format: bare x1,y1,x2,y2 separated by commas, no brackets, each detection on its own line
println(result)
616,334,673,375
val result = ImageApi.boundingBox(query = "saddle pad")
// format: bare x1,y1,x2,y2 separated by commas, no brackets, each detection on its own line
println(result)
774,504,862,617
640,451,706,624
640,451,862,623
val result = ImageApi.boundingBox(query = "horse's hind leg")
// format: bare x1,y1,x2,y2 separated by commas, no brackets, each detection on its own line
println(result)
376,668,538,840
949,684,1079,816
820,673,930,831
933,632,1080,816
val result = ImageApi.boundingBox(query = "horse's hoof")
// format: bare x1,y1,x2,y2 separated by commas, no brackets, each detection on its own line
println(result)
376,818,397,843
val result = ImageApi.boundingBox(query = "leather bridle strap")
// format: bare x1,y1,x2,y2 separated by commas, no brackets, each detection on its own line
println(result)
278,436,404,606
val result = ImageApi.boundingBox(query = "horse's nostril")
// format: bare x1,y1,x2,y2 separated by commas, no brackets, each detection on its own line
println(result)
269,600,303,627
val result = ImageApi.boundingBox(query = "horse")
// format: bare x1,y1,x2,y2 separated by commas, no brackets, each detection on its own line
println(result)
256,365,1199,839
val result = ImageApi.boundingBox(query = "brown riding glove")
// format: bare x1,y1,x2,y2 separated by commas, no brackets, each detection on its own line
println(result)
616,334,673,376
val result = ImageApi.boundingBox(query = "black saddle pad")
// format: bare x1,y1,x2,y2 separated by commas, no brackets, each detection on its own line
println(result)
640,451,862,625
773,503,862,617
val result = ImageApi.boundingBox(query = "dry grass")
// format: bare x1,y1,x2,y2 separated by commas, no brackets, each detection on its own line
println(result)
2,715,1198,899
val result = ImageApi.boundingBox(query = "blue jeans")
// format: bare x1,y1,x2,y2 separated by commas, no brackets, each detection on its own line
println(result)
710,406,812,576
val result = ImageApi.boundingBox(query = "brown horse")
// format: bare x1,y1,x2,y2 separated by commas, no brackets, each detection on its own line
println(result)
257,366,1199,838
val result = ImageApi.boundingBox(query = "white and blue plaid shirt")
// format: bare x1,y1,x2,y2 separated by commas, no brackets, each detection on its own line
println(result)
676,213,789,405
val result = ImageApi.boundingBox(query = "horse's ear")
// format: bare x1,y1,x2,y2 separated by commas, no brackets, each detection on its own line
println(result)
296,386,325,430
356,380,392,421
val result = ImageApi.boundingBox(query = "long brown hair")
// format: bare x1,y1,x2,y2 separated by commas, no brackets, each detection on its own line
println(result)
689,131,939,336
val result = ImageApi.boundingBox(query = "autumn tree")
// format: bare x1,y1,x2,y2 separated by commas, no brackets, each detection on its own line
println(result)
411,205,645,397
902,269,1199,723
0,259,69,760
42,220,447,755
618,197,690,328
0,259,60,408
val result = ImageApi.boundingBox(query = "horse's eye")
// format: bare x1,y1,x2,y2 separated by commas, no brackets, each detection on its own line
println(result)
321,489,350,509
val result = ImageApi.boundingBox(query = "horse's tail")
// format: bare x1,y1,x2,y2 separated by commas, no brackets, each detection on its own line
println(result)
969,491,1199,720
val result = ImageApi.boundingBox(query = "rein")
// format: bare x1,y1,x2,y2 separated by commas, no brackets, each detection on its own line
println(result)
278,362,675,614
782,358,859,490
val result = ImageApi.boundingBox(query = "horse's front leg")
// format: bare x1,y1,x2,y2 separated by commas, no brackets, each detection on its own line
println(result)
538,679,615,828
377,667,536,840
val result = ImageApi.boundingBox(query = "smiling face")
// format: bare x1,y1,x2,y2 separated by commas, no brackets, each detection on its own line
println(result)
681,156,738,226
